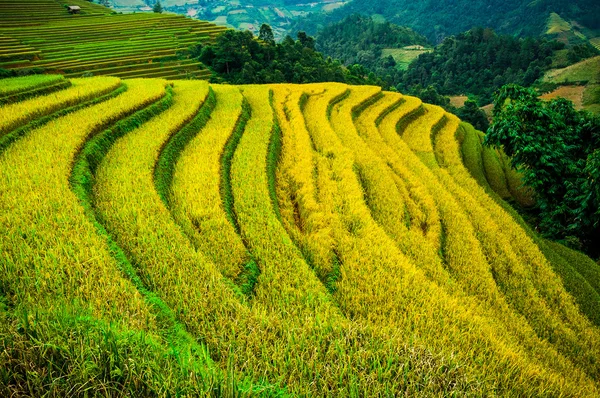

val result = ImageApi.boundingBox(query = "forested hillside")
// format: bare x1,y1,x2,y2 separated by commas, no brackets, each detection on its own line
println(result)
291,0,600,43
315,14,427,70
193,27,382,86
398,27,563,104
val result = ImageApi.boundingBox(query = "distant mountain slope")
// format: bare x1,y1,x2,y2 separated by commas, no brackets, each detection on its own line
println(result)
291,0,600,43
315,15,428,71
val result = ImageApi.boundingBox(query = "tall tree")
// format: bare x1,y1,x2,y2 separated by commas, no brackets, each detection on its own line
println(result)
485,84,600,255
258,23,275,44
153,0,163,13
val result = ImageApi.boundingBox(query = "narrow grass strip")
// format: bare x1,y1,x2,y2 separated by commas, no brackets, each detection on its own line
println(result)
154,87,216,205
69,81,229,394
272,84,341,293
375,96,405,126
326,88,350,120
0,74,64,96
166,85,258,297
220,99,251,235
266,90,283,224
233,85,343,319
0,83,126,154
351,90,384,119
396,103,424,134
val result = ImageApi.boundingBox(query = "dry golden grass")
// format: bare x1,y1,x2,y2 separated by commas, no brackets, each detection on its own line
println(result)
449,95,468,108
540,85,585,109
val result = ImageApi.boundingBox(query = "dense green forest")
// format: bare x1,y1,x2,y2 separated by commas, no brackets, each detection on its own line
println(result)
314,19,600,106
290,0,600,43
486,85,600,256
315,14,427,75
398,27,565,104
194,26,382,86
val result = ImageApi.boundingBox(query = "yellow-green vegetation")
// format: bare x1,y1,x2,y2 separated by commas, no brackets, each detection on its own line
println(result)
1,74,600,396
583,83,600,113
400,103,444,167
458,122,534,207
544,12,595,48
0,77,121,136
544,55,600,84
381,46,432,70
543,55,600,113
170,84,253,288
0,0,226,79
0,74,64,96
546,12,572,35
0,74,71,105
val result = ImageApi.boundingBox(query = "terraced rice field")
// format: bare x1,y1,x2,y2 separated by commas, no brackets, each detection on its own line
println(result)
1,75,600,396
0,0,226,80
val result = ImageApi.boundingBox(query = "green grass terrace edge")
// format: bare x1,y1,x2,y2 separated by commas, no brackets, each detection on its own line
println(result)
396,104,426,135
67,84,228,394
153,87,216,206
153,88,260,298
0,82,125,155
375,97,405,127
326,89,351,120
218,97,262,297
351,91,385,120
0,79,71,105
267,90,283,225
0,75,69,102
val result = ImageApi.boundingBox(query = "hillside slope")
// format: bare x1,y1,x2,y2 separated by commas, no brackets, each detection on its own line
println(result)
543,55,600,112
0,0,226,79
291,0,600,43
315,14,428,71
1,76,600,395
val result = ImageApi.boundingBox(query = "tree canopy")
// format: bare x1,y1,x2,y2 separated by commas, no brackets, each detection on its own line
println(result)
316,14,427,73
290,0,600,43
193,28,383,86
398,27,562,104
485,84,600,255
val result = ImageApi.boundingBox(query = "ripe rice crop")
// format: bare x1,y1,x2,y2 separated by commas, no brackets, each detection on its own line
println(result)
170,84,255,291
0,76,121,136
1,76,599,396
